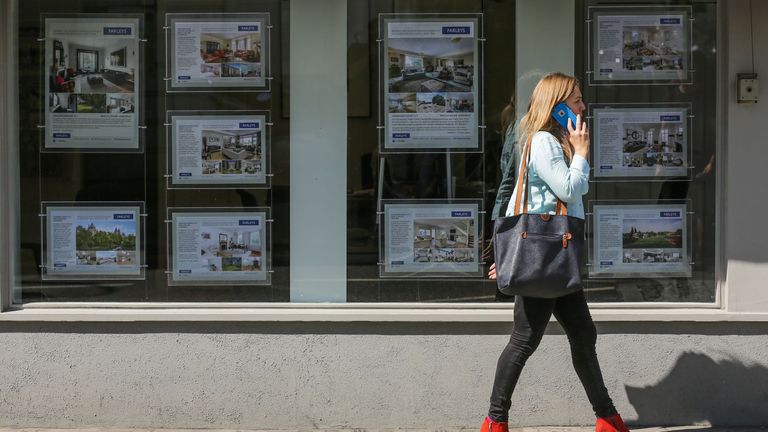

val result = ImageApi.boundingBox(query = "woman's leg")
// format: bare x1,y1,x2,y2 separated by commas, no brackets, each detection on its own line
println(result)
553,290,617,418
488,295,556,422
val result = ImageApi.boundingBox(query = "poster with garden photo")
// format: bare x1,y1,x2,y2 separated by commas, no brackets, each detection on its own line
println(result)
591,204,690,278
45,205,143,279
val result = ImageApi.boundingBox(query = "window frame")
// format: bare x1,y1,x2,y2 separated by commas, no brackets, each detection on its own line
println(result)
0,0,744,319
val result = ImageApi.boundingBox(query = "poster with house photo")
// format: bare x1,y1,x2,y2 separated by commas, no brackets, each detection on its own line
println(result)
167,13,268,90
169,112,268,187
382,202,481,277
44,205,143,279
44,16,141,149
170,211,269,285
590,204,690,278
381,16,480,151
593,11,689,82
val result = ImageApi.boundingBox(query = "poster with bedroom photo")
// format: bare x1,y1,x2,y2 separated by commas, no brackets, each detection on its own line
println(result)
167,13,269,90
381,16,481,151
44,16,141,150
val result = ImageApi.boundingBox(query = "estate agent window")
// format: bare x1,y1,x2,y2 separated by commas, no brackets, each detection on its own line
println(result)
8,0,719,305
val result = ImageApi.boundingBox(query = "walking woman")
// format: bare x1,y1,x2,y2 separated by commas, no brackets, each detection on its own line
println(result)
482,72,630,432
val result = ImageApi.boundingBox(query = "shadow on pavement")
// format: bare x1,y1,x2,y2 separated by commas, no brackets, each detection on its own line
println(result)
626,351,768,427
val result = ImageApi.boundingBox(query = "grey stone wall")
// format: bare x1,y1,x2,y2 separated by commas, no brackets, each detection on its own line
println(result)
1,322,767,429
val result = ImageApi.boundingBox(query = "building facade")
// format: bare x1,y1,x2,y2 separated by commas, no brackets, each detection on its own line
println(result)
1,0,768,428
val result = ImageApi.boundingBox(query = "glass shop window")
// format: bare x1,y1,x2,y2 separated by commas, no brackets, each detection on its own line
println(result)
11,0,719,305
345,0,718,304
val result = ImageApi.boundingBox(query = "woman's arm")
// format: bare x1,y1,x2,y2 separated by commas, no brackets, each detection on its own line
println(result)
532,132,590,202
491,125,519,219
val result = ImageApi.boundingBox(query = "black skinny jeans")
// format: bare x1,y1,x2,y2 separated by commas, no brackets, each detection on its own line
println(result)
488,290,617,422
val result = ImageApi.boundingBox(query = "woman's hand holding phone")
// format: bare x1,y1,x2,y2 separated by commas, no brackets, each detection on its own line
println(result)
567,114,590,160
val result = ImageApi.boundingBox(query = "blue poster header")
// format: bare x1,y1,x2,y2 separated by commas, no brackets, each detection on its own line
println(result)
660,18,681,25
660,115,681,122
442,26,470,35
238,25,260,32
660,211,681,218
392,133,410,138
239,219,260,226
451,211,472,218
239,122,260,129
113,213,134,220
103,27,132,35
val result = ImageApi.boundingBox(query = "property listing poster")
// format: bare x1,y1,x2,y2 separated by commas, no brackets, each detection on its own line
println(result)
44,17,140,149
383,202,480,276
45,206,142,278
169,14,267,89
594,12,688,81
591,204,690,278
171,113,267,186
383,18,479,150
171,212,268,284
594,107,688,177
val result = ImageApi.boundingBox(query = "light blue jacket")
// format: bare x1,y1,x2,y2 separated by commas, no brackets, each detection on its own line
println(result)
505,131,590,220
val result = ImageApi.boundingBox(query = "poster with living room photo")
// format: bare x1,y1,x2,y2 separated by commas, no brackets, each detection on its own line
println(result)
381,16,481,151
382,200,482,277
592,106,690,178
592,8,690,82
169,112,269,187
44,16,141,150
167,13,269,90
170,210,270,285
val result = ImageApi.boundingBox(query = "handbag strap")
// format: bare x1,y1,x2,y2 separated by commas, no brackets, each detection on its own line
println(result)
512,135,568,216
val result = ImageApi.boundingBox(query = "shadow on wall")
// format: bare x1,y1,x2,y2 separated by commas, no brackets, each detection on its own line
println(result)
626,351,768,427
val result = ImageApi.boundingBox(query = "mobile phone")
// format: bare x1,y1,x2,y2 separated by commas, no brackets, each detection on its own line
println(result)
551,102,578,131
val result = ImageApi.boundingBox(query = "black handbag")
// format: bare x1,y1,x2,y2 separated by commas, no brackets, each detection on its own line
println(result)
492,138,585,298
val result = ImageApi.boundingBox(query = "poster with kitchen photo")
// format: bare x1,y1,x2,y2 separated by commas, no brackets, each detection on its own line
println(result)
169,209,270,285
167,13,269,91
168,111,269,188
43,15,142,150
592,106,690,178
381,200,482,277
43,203,144,280
591,8,690,82
590,203,691,278
380,15,482,152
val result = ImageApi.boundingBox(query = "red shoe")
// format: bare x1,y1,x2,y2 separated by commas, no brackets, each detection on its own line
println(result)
481,416,509,432
595,414,630,432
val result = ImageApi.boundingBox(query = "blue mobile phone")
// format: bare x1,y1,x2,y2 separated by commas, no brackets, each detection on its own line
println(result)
552,102,578,131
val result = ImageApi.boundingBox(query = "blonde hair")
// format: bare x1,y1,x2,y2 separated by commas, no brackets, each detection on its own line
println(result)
518,72,580,162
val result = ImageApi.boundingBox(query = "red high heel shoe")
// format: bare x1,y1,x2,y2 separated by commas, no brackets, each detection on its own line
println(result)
481,416,509,432
595,413,630,432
